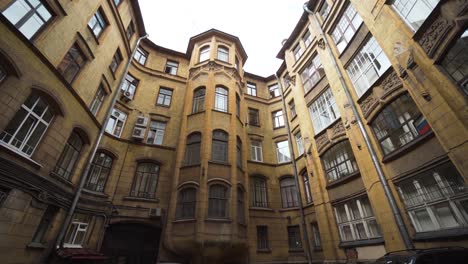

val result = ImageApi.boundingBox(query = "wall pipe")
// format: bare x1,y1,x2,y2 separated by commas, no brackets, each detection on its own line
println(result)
55,34,149,248
303,2,413,249
275,74,313,264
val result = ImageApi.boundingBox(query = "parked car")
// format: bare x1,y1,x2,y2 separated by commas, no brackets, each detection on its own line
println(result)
373,247,468,264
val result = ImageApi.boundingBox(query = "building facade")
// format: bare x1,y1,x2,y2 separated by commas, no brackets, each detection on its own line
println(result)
0,0,466,263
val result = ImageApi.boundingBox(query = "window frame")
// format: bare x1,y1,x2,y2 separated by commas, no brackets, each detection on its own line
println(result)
109,48,122,74
217,46,229,62
214,86,228,112
208,184,229,219
64,214,90,248
257,225,269,250
120,74,139,100
165,60,179,75
87,8,107,39
246,82,257,96
250,140,263,162
237,187,245,223
211,130,228,163
130,162,160,199
90,85,106,116
199,45,210,62
251,176,268,207
236,137,242,168
308,88,340,134
176,187,197,219
57,43,86,83
289,100,297,118
156,87,173,107
184,132,201,165
280,177,299,208
390,0,439,32
276,140,291,164
134,47,148,65
440,30,468,96
302,170,313,204
272,110,285,129
192,87,206,113
268,84,280,98
322,140,359,183
287,225,303,250
248,108,260,127
146,120,166,145
105,108,127,137
301,54,325,92
53,131,84,180
331,4,364,54
295,132,304,156
84,151,113,192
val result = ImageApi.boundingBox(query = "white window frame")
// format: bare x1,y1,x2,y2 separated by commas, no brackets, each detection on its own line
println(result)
331,4,363,54
120,74,138,99
272,110,285,128
308,88,340,134
269,84,280,98
134,47,148,65
217,46,229,62
293,44,303,61
276,140,291,163
146,121,166,145
295,132,304,155
250,140,263,162
165,60,178,75
247,82,257,96
88,9,107,39
105,108,126,137
346,36,391,97
214,87,228,112
63,215,90,248
157,88,172,106
301,54,325,92
90,86,105,115
199,46,210,62
303,30,312,47
2,0,52,39
391,0,439,32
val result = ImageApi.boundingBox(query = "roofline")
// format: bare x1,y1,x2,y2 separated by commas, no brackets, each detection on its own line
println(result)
130,0,147,37
142,39,188,59
276,1,318,59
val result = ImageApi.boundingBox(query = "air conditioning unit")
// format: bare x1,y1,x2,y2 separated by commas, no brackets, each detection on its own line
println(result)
135,115,148,127
120,90,132,102
148,208,161,218
132,126,145,139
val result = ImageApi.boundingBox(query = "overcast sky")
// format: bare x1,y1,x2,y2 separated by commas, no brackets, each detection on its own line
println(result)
139,0,307,77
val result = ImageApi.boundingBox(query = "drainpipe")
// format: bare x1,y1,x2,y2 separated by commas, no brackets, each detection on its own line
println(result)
303,2,413,249
275,74,313,264
55,34,149,248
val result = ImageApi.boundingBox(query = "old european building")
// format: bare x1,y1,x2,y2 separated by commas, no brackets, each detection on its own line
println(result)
0,0,467,263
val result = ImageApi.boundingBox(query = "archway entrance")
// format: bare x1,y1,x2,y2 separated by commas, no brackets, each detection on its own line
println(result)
101,223,161,264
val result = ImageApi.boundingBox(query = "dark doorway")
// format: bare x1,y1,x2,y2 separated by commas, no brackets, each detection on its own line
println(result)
101,223,161,264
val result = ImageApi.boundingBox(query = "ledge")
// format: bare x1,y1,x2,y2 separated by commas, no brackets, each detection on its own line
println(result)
26,242,46,249
205,218,231,223
187,110,205,117
180,164,201,169
288,248,304,253
339,237,384,248
208,161,231,167
413,228,468,241
257,249,272,253
249,207,274,212
123,196,160,203
382,131,434,163
173,218,196,223
82,189,109,198
49,172,75,188
211,109,232,116
325,171,361,189
279,207,300,212
0,142,42,169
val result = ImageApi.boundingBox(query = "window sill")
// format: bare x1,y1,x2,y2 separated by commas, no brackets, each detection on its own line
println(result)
82,189,108,198
277,161,293,166
155,104,171,108
381,131,434,163
314,118,341,137
49,172,74,188
413,228,468,241
0,142,42,169
27,242,46,249
325,171,361,189
123,196,160,203
288,249,304,253
313,247,323,252
173,218,196,223
62,244,83,248
211,109,231,115
208,161,231,167
180,163,201,169
188,110,205,117
249,207,274,212
279,207,300,212
248,123,260,127
339,237,384,248
205,218,231,223
273,126,285,130
290,115,297,122
257,249,272,253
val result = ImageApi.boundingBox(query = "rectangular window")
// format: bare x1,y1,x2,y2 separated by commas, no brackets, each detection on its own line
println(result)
2,0,52,39
289,100,296,118
236,138,242,168
88,8,107,39
346,36,391,97
120,74,138,100
126,21,134,39
295,132,304,155
269,84,280,98
392,0,439,31
276,140,291,163
247,82,257,96
165,60,178,75
53,132,83,180
250,140,263,162
331,4,363,53
64,214,90,247
302,170,313,204
303,30,312,47
397,162,468,233
217,47,229,62
257,226,269,250
157,88,172,106
293,44,303,61
441,30,468,96
58,44,86,83
308,88,340,133
287,226,302,250
334,197,381,242
236,95,240,117
301,54,325,92
146,121,166,145
105,108,126,137
248,108,260,126
90,86,106,116
109,49,122,74
311,223,322,249
134,47,148,65
272,110,285,128
319,1,331,20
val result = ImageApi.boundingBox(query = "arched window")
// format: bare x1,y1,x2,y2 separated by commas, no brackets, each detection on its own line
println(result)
322,141,359,183
217,46,229,62
54,131,85,180
176,187,196,219
237,187,245,223
130,162,160,199
85,152,113,192
214,87,228,112
301,170,313,204
280,177,298,208
208,184,228,218
211,130,228,162
0,94,54,156
185,132,201,165
236,137,242,168
192,87,205,113
371,94,430,155
199,46,210,62
251,177,268,207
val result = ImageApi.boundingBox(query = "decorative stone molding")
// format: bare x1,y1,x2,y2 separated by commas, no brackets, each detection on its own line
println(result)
407,51,416,69
315,132,330,152
331,121,346,139
359,93,378,118
381,71,402,93
290,75,296,86
318,38,326,50
418,15,453,57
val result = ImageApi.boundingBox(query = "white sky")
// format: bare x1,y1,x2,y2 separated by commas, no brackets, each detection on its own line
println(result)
138,0,307,77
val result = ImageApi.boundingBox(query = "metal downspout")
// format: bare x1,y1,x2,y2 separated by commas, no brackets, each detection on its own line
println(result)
275,74,313,264
55,34,149,248
303,2,414,250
